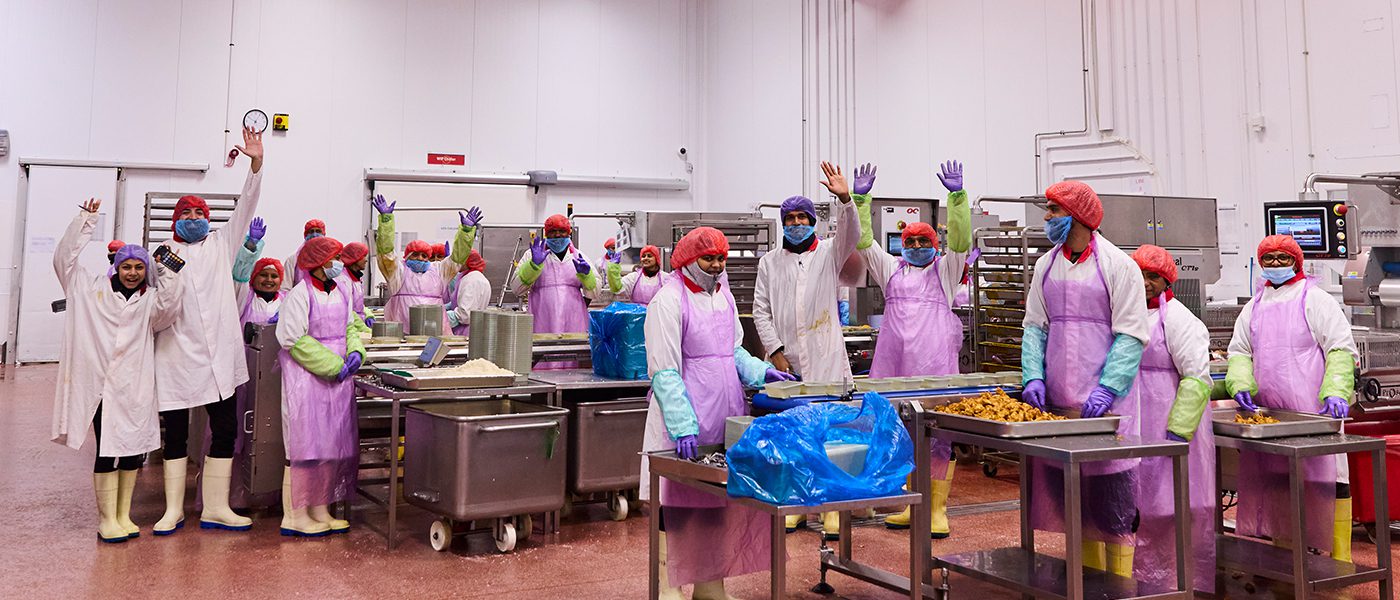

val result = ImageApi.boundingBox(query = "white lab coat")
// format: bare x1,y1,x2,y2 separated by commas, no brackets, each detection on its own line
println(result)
752,199,858,383
52,211,182,457
1022,232,1151,345
153,169,263,411
451,270,492,325
280,246,302,291
1150,297,1211,384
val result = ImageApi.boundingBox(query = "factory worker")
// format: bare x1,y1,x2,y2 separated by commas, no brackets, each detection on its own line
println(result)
595,237,618,276
848,161,971,537
107,239,124,264
1129,245,1215,593
52,199,182,543
640,226,796,600
430,242,448,263
339,241,372,331
752,161,858,536
1226,234,1357,561
447,251,491,336
275,236,364,537
279,219,327,291
608,244,667,305
232,217,281,325
1020,180,1149,577
513,213,599,369
151,126,264,535
372,197,478,334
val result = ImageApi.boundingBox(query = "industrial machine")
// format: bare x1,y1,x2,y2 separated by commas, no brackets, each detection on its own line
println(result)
239,323,287,504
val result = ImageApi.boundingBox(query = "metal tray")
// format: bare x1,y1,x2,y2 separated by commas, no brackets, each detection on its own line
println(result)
378,368,517,390
931,407,1122,439
1211,408,1343,439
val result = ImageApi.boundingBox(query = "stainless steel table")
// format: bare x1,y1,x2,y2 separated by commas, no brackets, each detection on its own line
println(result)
646,450,923,600
354,376,556,548
1213,433,1392,599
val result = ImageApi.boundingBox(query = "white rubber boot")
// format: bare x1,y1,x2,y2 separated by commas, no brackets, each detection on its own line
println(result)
280,467,331,537
153,458,186,535
116,469,141,537
308,504,350,534
656,531,684,600
94,472,129,543
199,457,252,531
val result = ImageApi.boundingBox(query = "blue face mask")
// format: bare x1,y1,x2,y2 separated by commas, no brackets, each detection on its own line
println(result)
902,247,937,267
1261,266,1297,285
175,218,210,242
305,232,323,241
323,260,344,280
1045,216,1073,245
545,237,572,254
406,259,430,274
783,225,815,245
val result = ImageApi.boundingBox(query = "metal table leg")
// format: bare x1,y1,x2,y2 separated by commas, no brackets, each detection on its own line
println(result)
1021,456,1035,600
770,512,786,600
1064,462,1083,600
649,468,660,600
1172,452,1192,594
1374,446,1393,600
1214,445,1226,595
1288,457,1307,598
387,396,401,549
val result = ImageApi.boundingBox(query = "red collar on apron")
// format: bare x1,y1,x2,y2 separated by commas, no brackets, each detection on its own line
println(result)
681,274,723,294
1061,238,1095,263
1147,288,1174,310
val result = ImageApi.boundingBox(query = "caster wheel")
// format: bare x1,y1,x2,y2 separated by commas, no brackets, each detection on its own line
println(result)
1365,523,1378,544
429,518,452,552
982,463,998,478
609,494,629,521
810,582,835,595
495,521,517,553
516,515,533,541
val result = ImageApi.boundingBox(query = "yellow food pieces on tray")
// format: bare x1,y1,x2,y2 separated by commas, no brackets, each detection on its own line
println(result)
935,389,1067,422
1234,413,1280,425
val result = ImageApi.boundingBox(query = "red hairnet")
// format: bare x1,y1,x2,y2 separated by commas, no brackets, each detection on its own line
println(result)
1258,234,1304,272
544,214,572,235
171,195,209,237
303,219,326,236
254,257,285,281
404,239,432,257
604,237,616,250
671,227,729,269
640,245,661,262
1131,244,1178,284
466,250,487,273
900,221,939,249
1045,180,1103,230
340,242,369,264
107,240,125,253
431,243,447,259
298,237,344,270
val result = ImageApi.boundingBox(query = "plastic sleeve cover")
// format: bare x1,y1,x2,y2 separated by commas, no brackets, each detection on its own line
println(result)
607,262,623,294
1098,334,1145,396
1225,354,1257,396
946,190,971,254
233,238,264,283
1021,324,1048,384
517,259,543,285
1320,348,1356,403
1167,376,1211,440
374,213,396,256
446,311,460,328
652,369,699,439
452,225,476,263
345,320,367,358
290,334,344,378
852,192,875,250
733,347,772,389
577,269,598,291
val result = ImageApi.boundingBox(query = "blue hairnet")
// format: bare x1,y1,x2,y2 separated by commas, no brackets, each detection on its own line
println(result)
780,195,816,223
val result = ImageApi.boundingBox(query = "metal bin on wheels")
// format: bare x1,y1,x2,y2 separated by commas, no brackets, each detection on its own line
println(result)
567,397,648,520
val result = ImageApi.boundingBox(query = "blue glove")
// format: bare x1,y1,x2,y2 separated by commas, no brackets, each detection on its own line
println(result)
336,352,363,383
1022,379,1046,409
248,217,267,241
461,206,482,227
1234,390,1258,412
676,435,699,460
1081,384,1117,418
765,368,798,383
364,316,375,328
1320,396,1349,418
1166,431,1189,443
838,300,850,326
573,254,591,275
752,394,812,412
372,194,396,214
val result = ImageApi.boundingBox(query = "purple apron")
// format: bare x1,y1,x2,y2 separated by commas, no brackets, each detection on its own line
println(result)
1027,243,1141,544
277,281,359,509
529,253,591,370
870,258,961,481
1134,297,1215,593
1236,281,1335,550
384,262,451,334
446,271,471,337
631,272,664,305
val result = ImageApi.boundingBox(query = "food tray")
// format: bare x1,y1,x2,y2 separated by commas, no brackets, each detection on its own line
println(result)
1211,408,1343,439
931,407,1122,439
377,368,517,390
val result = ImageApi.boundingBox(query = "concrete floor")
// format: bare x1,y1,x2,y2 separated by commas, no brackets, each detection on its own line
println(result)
1,363,1394,599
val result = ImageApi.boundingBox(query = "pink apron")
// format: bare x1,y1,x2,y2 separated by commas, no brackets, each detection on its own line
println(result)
446,271,471,337
1027,243,1141,543
631,272,664,305
641,274,770,586
1236,281,1335,550
277,281,359,508
384,262,451,334
529,253,591,369
870,258,962,481
1133,297,1215,593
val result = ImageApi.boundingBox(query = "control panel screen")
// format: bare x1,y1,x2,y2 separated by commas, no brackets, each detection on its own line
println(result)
1263,202,1350,259
886,232,903,256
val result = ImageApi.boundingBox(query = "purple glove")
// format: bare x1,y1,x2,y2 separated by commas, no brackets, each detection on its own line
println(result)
937,160,964,193
1022,379,1046,409
248,217,267,241
765,368,798,383
461,206,482,227
606,251,622,264
267,312,279,324
364,316,375,328
853,163,878,195
530,237,547,265
1234,390,1258,412
676,435,699,460
574,254,591,275
443,240,450,257
336,352,363,383
1166,432,1189,443
1320,396,1349,419
372,194,396,214
1081,384,1117,418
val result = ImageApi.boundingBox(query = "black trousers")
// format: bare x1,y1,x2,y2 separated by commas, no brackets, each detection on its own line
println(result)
92,403,146,473
160,395,237,460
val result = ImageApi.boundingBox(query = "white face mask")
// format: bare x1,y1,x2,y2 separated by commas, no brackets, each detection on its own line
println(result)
682,262,721,292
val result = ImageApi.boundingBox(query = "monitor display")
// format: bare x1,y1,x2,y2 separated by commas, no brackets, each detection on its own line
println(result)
1270,208,1328,252
886,232,903,255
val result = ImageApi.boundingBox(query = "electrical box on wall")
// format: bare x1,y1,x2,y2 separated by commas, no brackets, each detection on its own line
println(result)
0,129,9,157
272,114,290,131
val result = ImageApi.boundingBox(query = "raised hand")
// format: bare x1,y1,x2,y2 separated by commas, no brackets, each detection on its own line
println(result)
248,217,267,241
372,194,396,215
853,163,878,195
573,254,591,275
461,206,483,227
937,160,963,193
530,236,547,265
80,198,101,214
234,126,264,172
818,161,850,200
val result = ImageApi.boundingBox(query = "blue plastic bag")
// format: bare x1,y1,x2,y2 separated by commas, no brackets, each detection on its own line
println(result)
588,302,648,380
726,392,914,506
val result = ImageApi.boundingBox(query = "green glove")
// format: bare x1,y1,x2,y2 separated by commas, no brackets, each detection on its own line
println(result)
607,262,623,294
1225,354,1257,396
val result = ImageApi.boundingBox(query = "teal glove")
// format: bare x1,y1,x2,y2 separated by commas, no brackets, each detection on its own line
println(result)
733,347,771,389
1021,324,1048,384
1098,334,1144,396
652,369,698,440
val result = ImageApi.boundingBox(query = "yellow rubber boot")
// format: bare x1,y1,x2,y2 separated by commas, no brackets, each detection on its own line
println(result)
784,514,807,533
116,469,141,537
656,531,684,600
1081,541,1107,571
94,472,129,543
930,461,956,539
692,579,739,600
821,511,840,541
884,473,915,529
1106,543,1134,578
1332,497,1353,563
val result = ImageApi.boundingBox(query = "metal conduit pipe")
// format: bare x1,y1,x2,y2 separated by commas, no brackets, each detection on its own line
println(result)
1299,173,1400,201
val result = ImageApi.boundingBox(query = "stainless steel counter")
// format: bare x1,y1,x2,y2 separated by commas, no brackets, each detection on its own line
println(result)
528,368,651,391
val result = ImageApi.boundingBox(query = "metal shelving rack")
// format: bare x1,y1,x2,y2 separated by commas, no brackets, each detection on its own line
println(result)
970,225,1050,373
672,218,774,315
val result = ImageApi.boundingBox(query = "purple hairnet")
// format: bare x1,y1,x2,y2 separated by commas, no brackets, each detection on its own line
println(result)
780,195,816,223
108,244,157,288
